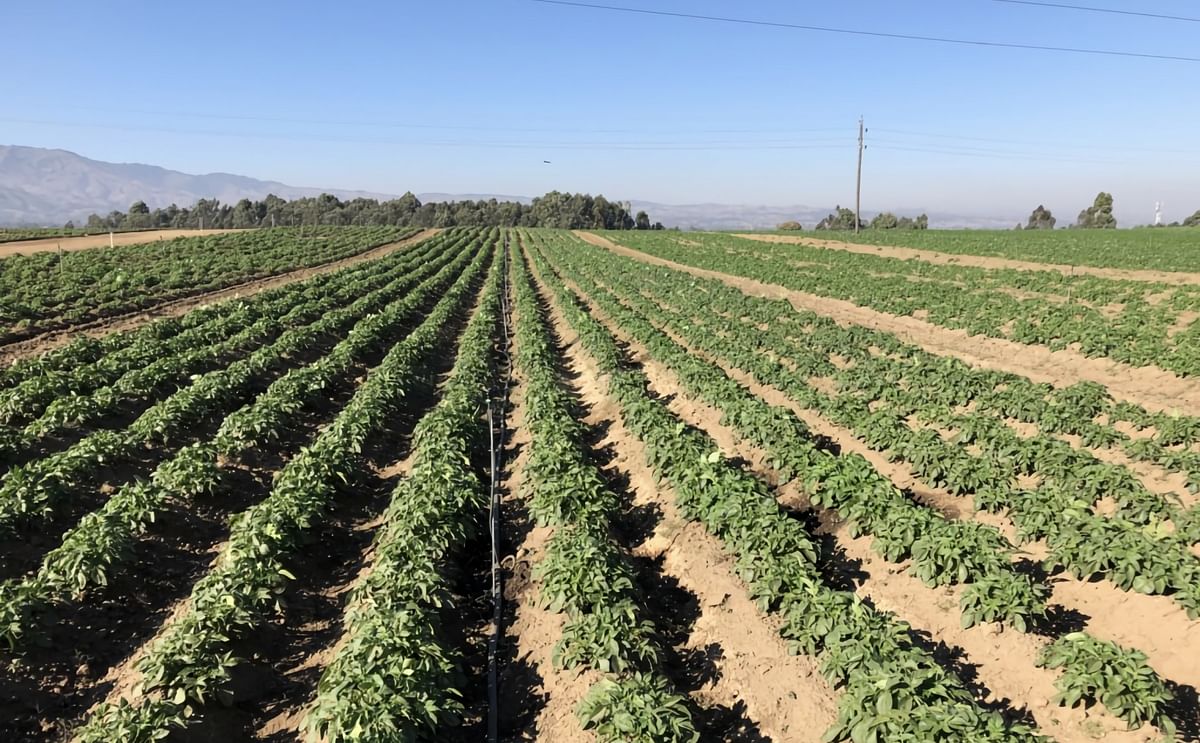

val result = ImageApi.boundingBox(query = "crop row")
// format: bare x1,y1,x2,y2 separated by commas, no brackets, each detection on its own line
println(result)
799,227,1200,274
0,225,418,337
0,232,471,533
536,231,1182,733
74,230,496,741
508,243,697,741
0,230,449,438
540,234,1051,631
609,231,1200,376
569,233,1200,618
522,230,1045,742
0,231,485,648
303,238,503,742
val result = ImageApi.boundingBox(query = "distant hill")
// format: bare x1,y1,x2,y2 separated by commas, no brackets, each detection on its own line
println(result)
0,145,1014,229
0,145,396,226
628,201,1016,231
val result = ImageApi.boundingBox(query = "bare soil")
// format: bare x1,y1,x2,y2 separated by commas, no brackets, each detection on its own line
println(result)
0,228,441,367
735,233,1200,287
576,231,1200,415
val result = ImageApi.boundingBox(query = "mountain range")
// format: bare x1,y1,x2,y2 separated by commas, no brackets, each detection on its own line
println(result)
0,145,1013,229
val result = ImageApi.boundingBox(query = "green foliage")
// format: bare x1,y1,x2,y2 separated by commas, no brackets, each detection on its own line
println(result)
75,231,497,740
578,674,699,743
1037,633,1174,733
526,229,1037,742
815,206,863,231
0,226,419,337
1076,191,1117,229
1025,204,1056,229
959,573,1047,631
83,191,651,232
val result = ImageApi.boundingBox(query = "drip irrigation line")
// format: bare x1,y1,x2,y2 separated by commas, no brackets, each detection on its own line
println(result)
486,237,514,743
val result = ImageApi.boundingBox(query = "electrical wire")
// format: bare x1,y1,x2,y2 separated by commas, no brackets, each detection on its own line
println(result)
0,117,854,151
872,128,1198,156
45,104,847,137
530,0,1200,63
990,0,1200,23
871,143,1123,165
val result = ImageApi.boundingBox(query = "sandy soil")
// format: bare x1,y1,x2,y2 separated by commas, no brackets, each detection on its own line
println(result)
496,296,599,743
0,228,440,367
0,229,245,258
575,231,1200,415
736,233,1200,287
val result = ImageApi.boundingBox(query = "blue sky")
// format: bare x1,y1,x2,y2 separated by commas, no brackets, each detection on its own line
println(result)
3,0,1197,223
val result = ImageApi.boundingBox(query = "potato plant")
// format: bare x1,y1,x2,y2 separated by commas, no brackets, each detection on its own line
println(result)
525,230,1040,743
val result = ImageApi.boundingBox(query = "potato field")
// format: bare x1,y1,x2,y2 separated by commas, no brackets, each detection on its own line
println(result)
0,226,1197,742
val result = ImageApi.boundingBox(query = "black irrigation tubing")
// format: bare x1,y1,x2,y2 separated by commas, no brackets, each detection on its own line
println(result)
487,237,514,743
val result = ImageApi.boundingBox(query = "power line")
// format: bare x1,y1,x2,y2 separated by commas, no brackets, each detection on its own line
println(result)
530,0,1200,63
872,127,1198,156
0,116,853,151
44,104,847,137
871,143,1124,165
990,0,1200,23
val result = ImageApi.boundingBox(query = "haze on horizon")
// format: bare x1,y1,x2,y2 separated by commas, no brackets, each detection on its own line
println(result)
3,0,1197,226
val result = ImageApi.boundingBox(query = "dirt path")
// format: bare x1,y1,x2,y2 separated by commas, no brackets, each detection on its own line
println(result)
496,294,597,743
0,229,440,367
575,231,1200,415
532,253,840,742
0,229,245,258
735,233,1200,286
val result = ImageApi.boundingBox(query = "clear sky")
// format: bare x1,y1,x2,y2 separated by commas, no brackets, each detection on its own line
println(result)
3,0,1197,224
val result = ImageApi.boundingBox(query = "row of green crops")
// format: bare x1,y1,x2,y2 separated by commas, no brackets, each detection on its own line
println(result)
0,232,486,649
523,230,1046,742
785,227,1200,273
537,229,1182,734
508,243,697,741
302,237,504,742
540,234,1050,631
562,232,1200,619
0,227,98,243
0,234,472,533
0,232,459,465
606,231,1200,376
0,225,419,337
73,231,497,741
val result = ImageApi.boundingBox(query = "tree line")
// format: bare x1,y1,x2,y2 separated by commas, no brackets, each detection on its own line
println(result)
776,206,929,231
73,191,665,232
1022,192,1200,230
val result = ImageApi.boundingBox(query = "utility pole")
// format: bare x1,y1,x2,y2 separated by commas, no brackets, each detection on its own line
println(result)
855,116,865,235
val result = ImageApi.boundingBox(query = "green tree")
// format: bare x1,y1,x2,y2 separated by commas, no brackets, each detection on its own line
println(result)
635,210,651,230
870,212,899,230
1182,210,1200,227
1076,192,1117,229
815,206,861,230
1025,205,1056,229
126,200,153,229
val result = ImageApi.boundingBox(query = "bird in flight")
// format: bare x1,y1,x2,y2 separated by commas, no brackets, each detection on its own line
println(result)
543,160,552,164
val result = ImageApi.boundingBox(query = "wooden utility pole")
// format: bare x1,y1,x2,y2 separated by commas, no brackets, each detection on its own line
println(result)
855,117,865,234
